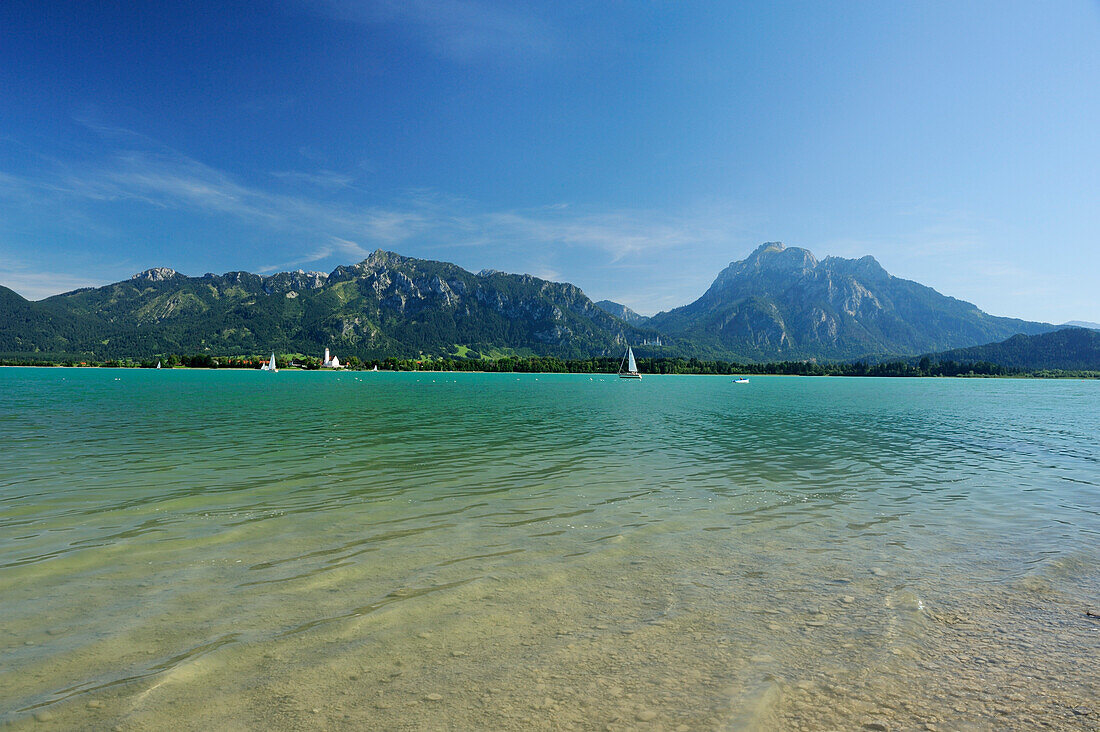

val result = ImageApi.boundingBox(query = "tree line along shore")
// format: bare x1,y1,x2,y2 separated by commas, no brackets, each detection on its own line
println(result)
0,354,1096,379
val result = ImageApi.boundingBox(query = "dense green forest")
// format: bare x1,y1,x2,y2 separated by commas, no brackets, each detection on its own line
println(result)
924,327,1100,371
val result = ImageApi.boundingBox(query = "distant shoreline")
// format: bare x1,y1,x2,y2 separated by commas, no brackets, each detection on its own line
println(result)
0,363,1096,380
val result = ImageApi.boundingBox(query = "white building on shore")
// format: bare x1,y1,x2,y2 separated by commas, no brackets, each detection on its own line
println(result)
322,348,343,369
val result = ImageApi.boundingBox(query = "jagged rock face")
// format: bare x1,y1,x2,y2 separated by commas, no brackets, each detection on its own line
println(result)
131,267,180,283
333,250,637,349
648,242,1052,360
263,270,328,294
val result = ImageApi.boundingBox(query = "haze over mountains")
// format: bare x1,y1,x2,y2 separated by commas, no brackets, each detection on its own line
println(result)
647,242,1052,360
0,243,1064,363
594,301,650,327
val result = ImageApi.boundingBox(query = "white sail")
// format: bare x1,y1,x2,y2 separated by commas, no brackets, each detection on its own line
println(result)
156,360,161,369
269,353,277,371
618,345,642,378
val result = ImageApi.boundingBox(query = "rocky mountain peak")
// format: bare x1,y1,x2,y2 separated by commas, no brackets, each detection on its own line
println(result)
851,254,888,280
359,249,408,269
822,254,890,283
262,269,329,294
221,271,262,284
741,242,818,271
130,265,181,281
647,241,1053,361
131,267,180,282
709,242,819,292
748,241,786,258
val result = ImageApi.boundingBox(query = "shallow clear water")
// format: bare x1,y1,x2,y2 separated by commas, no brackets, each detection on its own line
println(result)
1,368,1097,730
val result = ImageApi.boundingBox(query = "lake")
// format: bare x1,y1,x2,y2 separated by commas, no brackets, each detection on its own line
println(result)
0,368,1097,729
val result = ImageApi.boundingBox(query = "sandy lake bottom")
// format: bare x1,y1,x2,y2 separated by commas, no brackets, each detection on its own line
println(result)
1,370,1097,730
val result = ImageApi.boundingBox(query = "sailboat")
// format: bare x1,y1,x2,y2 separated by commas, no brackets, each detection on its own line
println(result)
156,360,161,370
260,353,277,372
618,346,642,379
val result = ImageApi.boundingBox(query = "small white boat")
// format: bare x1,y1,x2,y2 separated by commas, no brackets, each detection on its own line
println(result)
261,353,278,372
734,377,749,383
618,346,642,379
156,360,161,370
371,365,379,372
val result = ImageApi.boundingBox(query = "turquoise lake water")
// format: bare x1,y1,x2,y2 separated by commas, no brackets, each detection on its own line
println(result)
0,368,1097,730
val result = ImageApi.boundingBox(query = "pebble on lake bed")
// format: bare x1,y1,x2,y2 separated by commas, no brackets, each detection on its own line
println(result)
425,693,443,701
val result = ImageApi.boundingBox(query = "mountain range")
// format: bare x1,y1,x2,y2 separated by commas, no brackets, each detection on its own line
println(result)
0,243,1067,363
0,250,653,360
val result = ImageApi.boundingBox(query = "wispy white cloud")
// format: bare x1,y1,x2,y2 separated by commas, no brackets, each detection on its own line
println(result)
270,169,356,189
528,264,562,282
32,148,432,248
311,0,557,63
329,236,371,259
257,236,371,274
0,264,101,301
4,140,731,260
0,126,744,305
472,208,708,262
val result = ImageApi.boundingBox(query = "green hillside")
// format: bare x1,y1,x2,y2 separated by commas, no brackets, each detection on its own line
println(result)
923,328,1100,371
0,251,656,360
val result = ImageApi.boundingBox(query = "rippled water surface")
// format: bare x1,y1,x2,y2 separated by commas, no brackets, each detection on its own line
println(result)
1,368,1098,730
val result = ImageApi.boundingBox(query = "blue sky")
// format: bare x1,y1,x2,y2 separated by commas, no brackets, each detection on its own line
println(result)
1,1,1097,322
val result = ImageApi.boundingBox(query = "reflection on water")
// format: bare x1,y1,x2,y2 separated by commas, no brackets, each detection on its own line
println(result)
0,369,1097,729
